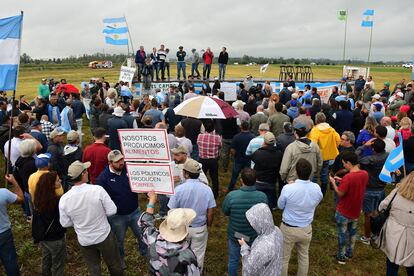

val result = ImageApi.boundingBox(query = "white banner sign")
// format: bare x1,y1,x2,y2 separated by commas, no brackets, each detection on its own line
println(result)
220,82,237,101
119,66,136,83
126,163,174,195
118,129,170,162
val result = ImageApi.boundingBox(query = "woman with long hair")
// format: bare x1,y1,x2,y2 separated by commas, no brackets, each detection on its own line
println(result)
33,171,66,276
395,117,412,146
376,172,414,275
356,116,378,157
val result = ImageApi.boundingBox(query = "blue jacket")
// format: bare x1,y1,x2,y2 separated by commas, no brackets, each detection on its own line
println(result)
47,104,61,126
135,50,146,64
72,99,85,120
107,116,128,150
30,130,48,153
333,110,353,135
96,166,138,215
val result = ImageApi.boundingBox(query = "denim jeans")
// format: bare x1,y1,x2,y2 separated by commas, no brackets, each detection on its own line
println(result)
190,144,199,161
191,63,200,77
228,160,251,191
219,63,227,80
22,191,32,218
158,61,165,80
108,208,147,258
203,64,212,80
165,62,170,79
177,62,186,80
0,229,20,276
257,186,277,209
199,158,219,198
386,257,414,276
40,237,66,276
313,160,330,195
136,63,144,81
228,238,241,276
158,194,170,216
221,138,232,170
335,211,358,259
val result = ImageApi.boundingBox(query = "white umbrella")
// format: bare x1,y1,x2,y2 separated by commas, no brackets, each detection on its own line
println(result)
173,96,238,119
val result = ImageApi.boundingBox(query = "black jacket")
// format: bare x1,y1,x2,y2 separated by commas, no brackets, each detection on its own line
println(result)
218,52,229,64
47,142,65,177
251,145,283,187
359,151,388,190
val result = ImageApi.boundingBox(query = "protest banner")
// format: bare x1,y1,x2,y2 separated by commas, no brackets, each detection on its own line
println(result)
126,162,174,195
134,82,179,96
118,129,170,162
119,66,136,83
220,82,237,101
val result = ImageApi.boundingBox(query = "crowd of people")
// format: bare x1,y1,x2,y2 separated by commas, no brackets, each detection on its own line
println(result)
0,73,414,276
134,45,229,83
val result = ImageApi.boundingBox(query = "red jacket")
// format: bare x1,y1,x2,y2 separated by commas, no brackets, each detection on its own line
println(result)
203,51,214,64
82,142,111,184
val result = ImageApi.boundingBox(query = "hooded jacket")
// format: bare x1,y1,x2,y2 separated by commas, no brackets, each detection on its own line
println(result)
308,123,340,161
279,138,323,183
240,203,283,276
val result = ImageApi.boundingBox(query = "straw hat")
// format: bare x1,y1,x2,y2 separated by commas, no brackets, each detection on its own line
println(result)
159,208,196,243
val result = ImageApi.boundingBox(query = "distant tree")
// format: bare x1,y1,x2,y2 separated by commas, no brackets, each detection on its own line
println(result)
20,53,32,64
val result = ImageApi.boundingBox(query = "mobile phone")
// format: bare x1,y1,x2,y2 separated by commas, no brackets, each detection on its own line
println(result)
234,232,250,243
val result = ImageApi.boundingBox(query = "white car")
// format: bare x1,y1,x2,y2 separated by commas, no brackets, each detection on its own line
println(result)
402,63,413,69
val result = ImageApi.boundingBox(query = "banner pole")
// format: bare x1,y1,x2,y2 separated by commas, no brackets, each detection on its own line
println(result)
124,14,134,55
342,9,348,63
367,24,373,65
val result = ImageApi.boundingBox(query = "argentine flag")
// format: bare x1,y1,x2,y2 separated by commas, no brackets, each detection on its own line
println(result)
361,9,374,27
0,14,23,91
379,132,404,183
103,17,128,46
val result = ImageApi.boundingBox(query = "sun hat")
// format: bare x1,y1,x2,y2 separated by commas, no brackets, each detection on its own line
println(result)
159,208,196,243
263,132,276,145
108,150,124,162
68,161,91,179
67,130,79,143
49,128,65,139
183,159,202,174
112,106,125,117
35,153,51,168
172,145,188,155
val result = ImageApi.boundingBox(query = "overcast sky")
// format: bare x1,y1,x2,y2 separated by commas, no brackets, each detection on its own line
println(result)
3,0,413,61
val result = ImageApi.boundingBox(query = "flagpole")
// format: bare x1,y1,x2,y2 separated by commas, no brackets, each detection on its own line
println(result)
6,11,23,180
367,23,373,65
342,9,348,63
124,14,134,56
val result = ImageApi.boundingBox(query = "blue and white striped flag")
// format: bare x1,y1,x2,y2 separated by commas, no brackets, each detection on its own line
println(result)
0,14,23,91
103,17,128,46
361,9,374,27
379,132,404,183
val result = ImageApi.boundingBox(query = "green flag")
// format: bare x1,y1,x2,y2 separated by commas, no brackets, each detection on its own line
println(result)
338,10,347,21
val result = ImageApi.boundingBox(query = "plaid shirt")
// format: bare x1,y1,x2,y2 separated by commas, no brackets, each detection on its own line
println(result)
197,131,222,159
40,119,56,140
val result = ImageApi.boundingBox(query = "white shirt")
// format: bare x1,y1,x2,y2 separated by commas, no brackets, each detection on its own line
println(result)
59,183,117,246
277,179,323,227
176,136,193,154
386,126,396,141
384,138,396,153
4,138,23,166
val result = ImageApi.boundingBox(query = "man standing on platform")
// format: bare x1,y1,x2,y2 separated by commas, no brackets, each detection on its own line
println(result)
135,46,146,82
218,47,229,81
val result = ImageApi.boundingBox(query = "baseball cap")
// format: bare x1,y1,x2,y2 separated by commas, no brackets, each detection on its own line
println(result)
35,153,51,168
384,81,390,87
341,77,347,81
263,132,276,145
183,159,202,174
172,145,188,155
49,128,65,139
31,120,41,127
67,130,79,143
397,92,404,98
108,150,124,162
293,121,307,130
372,94,381,100
68,161,91,180
258,123,269,131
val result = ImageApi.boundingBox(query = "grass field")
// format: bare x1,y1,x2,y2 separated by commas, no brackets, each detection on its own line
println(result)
2,64,411,275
